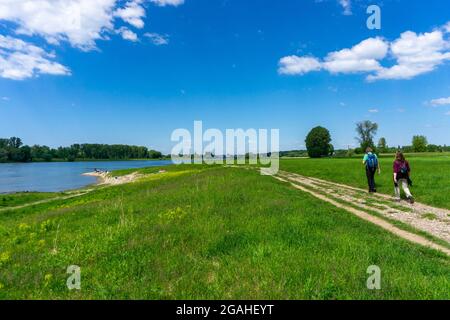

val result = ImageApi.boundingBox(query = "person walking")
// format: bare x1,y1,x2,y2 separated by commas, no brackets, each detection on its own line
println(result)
363,147,380,193
393,151,414,204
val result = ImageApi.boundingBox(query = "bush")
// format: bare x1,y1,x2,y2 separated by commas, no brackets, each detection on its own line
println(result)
305,126,333,158
412,135,428,152
426,144,441,153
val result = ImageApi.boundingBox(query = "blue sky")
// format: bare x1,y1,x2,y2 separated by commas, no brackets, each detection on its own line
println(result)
0,0,449,153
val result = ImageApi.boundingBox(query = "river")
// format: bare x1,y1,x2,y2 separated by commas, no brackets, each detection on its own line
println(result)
0,160,173,193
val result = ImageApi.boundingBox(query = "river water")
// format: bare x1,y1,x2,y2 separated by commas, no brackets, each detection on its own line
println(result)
0,160,173,193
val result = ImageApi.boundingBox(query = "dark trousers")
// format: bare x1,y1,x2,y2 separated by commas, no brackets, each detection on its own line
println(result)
366,167,377,192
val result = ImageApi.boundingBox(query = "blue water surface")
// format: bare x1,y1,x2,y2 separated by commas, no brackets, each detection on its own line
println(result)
0,160,172,193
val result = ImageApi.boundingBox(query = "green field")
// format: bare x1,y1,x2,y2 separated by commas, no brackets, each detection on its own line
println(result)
0,192,65,208
281,154,450,210
0,160,449,299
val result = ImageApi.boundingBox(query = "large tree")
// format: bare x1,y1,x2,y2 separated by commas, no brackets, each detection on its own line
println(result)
305,126,333,158
412,135,428,152
356,120,378,151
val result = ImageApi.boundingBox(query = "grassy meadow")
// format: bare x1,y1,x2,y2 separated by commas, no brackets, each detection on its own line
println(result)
281,153,450,210
0,192,65,208
0,163,449,299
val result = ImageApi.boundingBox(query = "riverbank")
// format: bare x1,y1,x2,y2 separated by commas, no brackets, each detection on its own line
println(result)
82,171,144,186
0,160,173,193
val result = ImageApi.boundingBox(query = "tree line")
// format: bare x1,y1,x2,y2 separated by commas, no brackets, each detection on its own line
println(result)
0,137,164,163
301,121,450,158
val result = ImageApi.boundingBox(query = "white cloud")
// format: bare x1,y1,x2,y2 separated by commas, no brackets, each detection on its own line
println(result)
0,0,185,80
0,0,184,49
430,97,450,106
144,32,169,46
0,0,117,51
339,0,352,15
323,37,388,73
118,27,139,42
114,0,146,29
279,38,388,75
279,22,450,81
1,96,10,101
368,109,379,113
0,35,70,80
151,0,184,6
278,56,321,75
368,30,450,81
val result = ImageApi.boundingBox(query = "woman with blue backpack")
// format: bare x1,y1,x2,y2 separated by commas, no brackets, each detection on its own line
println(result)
393,151,414,204
362,147,380,193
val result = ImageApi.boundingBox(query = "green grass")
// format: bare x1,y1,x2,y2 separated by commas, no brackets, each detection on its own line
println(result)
281,154,450,209
422,213,437,221
111,163,198,177
0,165,448,299
0,192,66,208
295,181,450,251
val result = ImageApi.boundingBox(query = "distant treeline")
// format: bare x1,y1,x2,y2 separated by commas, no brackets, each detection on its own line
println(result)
280,144,450,159
334,144,450,158
289,122,450,159
0,137,164,163
280,150,309,158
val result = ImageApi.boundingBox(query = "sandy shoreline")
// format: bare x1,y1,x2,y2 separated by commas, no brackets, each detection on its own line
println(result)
82,171,142,186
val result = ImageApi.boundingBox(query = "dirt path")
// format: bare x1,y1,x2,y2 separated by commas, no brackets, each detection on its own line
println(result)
275,171,450,256
0,190,92,212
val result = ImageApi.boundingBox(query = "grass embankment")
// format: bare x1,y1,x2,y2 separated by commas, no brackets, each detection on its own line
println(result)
0,165,449,299
281,154,450,209
0,192,66,208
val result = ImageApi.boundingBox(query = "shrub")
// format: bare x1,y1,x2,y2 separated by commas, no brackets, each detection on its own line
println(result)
305,126,333,158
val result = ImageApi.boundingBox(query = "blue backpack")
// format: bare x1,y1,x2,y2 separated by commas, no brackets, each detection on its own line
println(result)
366,153,378,170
